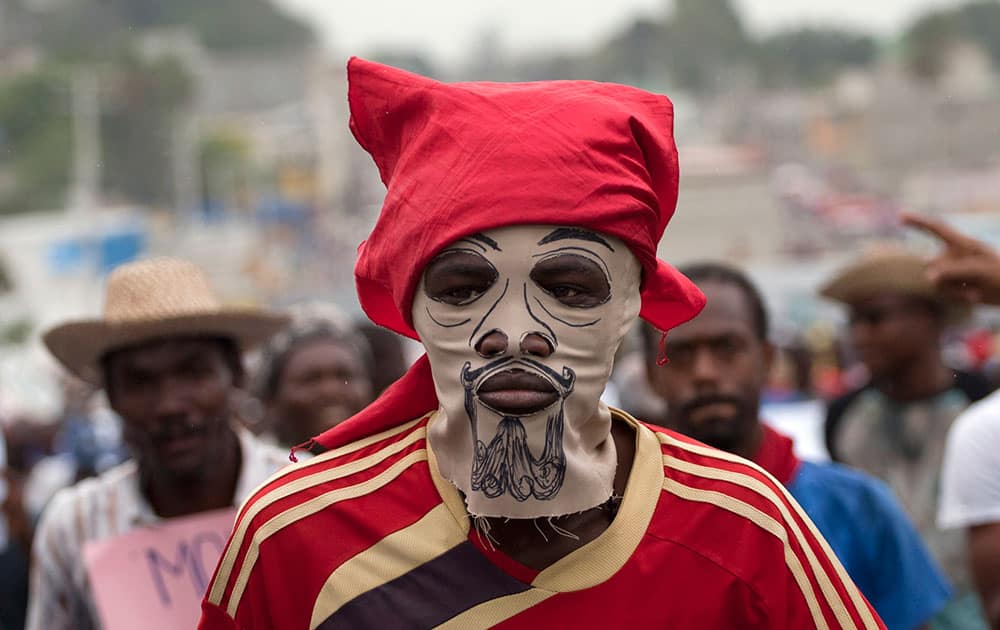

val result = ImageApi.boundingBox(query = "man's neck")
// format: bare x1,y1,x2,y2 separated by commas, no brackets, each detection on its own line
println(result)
143,429,242,519
475,419,635,571
874,351,954,402
732,422,764,461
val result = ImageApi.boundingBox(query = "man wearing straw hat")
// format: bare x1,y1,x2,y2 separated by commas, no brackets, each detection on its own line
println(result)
200,58,882,629
820,246,994,628
27,257,290,630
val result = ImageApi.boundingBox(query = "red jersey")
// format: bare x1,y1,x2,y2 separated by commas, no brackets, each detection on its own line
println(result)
200,410,884,629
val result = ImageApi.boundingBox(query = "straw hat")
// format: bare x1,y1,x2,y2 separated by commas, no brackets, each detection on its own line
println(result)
819,246,939,305
43,257,290,384
819,245,970,322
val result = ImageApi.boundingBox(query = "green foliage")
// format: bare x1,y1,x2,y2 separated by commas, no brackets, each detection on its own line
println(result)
33,0,314,58
583,0,754,92
28,3,130,62
590,18,669,85
950,1,1000,66
904,9,962,79
590,0,875,93
0,70,73,214
758,27,879,87
173,0,315,51
200,128,250,203
368,51,439,79
0,257,10,293
903,0,1000,79
664,0,752,91
0,317,33,344
3,0,313,213
99,53,194,207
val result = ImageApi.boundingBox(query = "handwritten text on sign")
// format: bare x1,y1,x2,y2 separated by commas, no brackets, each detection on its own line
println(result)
83,508,236,630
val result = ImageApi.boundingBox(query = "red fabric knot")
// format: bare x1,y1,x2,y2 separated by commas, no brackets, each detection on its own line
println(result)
289,439,317,463
656,330,670,366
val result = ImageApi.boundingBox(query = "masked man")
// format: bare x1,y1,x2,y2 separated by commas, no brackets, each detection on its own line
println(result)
200,58,883,629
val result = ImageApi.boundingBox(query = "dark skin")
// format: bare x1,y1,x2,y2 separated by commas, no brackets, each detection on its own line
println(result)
104,338,242,519
644,281,773,460
646,282,943,628
903,213,1000,306
423,236,630,570
473,420,635,571
268,338,374,448
846,293,954,402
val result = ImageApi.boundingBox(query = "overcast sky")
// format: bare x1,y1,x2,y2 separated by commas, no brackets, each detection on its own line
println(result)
278,0,967,67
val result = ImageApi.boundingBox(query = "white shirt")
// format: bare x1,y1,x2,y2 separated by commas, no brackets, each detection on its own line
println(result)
938,389,1000,529
761,399,831,463
26,428,288,630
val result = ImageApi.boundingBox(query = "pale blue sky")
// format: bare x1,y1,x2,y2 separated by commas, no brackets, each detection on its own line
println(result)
279,0,966,66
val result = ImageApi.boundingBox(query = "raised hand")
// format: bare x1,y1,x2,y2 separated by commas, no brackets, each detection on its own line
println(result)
902,213,1000,305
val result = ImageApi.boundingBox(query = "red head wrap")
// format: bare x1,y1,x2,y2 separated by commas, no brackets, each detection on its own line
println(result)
305,58,704,453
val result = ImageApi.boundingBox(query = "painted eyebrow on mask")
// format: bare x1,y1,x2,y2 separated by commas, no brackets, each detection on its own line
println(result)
537,227,614,252
459,233,501,252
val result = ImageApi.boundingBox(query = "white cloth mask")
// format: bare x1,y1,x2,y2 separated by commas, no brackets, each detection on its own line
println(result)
412,225,642,518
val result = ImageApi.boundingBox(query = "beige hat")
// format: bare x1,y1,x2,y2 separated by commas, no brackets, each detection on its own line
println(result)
819,247,939,305
43,257,290,384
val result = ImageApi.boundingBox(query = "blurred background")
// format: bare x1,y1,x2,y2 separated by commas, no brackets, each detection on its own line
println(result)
0,0,999,454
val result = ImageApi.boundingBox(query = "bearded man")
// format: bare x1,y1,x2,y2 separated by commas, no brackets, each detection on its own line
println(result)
199,58,883,629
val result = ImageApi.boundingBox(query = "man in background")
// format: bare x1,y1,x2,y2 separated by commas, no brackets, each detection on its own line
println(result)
821,246,993,627
28,257,289,630
644,261,952,630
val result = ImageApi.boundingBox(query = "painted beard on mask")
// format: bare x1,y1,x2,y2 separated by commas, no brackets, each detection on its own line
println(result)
413,224,642,519
462,358,576,501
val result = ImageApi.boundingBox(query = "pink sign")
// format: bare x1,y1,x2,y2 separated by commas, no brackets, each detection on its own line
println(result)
83,508,237,630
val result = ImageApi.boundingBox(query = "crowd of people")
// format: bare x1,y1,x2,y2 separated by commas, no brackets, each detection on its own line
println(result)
0,57,998,629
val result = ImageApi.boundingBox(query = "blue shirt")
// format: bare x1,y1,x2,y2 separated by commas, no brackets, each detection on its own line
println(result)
788,460,953,630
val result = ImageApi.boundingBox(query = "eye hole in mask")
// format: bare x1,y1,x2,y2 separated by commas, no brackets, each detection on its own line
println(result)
423,249,499,306
530,253,611,308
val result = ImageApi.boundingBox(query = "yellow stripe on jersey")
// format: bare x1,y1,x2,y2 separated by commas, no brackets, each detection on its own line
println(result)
531,410,663,592
309,503,468,629
658,432,879,630
661,476,830,630
425,423,474,533
663,454,854,629
208,425,427,606
433,589,556,629
226,449,429,617
241,415,430,508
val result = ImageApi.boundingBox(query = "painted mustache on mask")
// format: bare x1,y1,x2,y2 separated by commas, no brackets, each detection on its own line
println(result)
459,357,578,502
462,357,576,417
462,357,576,393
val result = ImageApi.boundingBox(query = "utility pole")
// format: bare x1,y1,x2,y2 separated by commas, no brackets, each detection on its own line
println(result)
69,69,100,218
172,108,201,221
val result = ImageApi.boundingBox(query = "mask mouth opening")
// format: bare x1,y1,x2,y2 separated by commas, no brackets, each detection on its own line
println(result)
462,358,576,417
476,367,559,416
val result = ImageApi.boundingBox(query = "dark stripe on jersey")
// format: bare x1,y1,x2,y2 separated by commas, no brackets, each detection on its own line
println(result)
317,541,531,629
